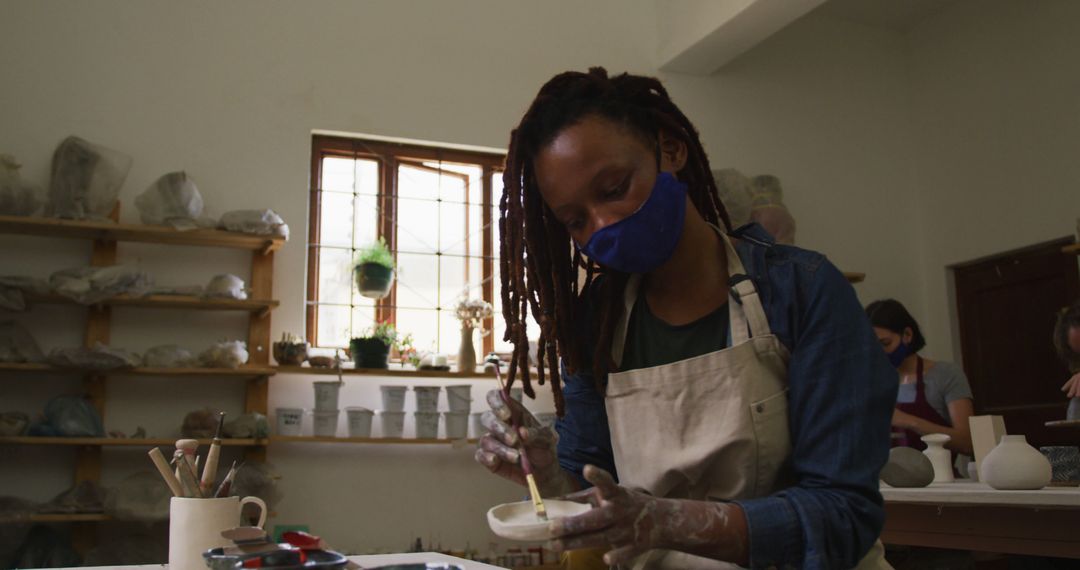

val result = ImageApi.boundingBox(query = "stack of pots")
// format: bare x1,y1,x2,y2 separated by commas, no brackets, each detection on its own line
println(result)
444,385,472,440
312,381,342,437
414,386,442,439
379,385,407,438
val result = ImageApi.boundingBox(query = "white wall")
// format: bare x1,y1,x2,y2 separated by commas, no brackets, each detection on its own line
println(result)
906,0,1080,361
1,0,926,557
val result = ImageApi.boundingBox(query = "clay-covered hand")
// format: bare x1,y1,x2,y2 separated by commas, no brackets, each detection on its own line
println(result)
1062,372,1080,399
548,465,748,567
473,389,577,497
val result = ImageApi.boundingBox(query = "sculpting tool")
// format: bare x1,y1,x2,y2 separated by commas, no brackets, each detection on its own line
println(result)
200,412,225,496
173,450,203,498
215,460,243,498
494,366,547,520
147,447,184,497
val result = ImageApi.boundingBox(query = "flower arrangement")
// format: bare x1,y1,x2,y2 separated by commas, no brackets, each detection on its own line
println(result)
455,298,493,333
396,332,421,368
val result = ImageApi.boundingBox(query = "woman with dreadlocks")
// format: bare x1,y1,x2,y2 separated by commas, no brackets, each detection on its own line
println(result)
475,68,895,570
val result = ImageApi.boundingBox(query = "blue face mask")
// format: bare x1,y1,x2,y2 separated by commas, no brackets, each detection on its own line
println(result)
579,171,687,274
887,341,911,368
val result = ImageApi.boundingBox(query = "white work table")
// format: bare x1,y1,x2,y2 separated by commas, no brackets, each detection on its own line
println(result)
881,481,1080,558
58,552,507,570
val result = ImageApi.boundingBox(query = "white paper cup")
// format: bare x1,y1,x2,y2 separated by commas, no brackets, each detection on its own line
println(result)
346,407,374,438
313,381,342,411
275,407,304,437
312,410,340,437
380,385,407,412
471,412,485,438
414,386,441,412
379,411,406,438
446,384,472,413
169,496,266,570
535,412,558,430
415,411,440,439
444,412,469,439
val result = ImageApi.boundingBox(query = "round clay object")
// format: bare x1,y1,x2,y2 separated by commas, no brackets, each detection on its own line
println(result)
880,446,934,488
487,500,591,541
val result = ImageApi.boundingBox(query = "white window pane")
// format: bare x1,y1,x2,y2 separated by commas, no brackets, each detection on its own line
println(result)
317,304,350,348
350,304,377,339
355,159,379,195
468,168,483,206
439,254,467,308
319,192,354,247
318,247,353,305
439,172,466,204
353,194,379,249
397,198,438,253
396,308,438,355
439,201,466,255
468,205,484,258
322,157,355,192
468,257,484,298
398,164,439,200
396,253,438,309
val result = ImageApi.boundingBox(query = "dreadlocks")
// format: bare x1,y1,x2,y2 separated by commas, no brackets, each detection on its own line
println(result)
499,67,731,415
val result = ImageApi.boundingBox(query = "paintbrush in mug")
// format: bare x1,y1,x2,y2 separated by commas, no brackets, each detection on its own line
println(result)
200,412,225,496
494,366,547,521
215,460,243,498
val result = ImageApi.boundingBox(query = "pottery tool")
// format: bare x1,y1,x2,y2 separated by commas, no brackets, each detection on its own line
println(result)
175,438,199,479
147,447,184,497
215,460,243,498
494,366,547,521
200,412,226,496
173,450,203,498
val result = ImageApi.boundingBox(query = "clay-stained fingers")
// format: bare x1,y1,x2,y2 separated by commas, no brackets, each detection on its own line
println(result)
548,526,632,553
478,433,520,464
480,410,519,447
549,503,619,537
603,544,647,566
582,464,621,498
485,388,542,428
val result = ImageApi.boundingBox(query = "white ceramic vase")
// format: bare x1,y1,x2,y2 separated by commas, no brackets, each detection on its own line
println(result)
921,433,954,483
981,435,1052,490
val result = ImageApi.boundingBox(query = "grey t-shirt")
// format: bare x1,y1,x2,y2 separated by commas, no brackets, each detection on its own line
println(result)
922,361,973,425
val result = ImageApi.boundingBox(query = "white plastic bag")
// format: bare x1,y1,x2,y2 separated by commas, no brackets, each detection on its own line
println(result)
142,345,194,368
713,168,754,229
219,209,289,240
0,154,43,216
135,171,207,230
48,343,140,370
49,265,152,304
0,276,51,312
46,136,132,220
204,274,247,300
0,321,46,363
750,175,796,245
199,340,249,369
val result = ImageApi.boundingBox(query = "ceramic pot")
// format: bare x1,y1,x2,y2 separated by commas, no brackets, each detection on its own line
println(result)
355,263,394,299
272,341,308,366
458,325,476,374
921,433,954,483
982,435,1052,490
350,337,390,369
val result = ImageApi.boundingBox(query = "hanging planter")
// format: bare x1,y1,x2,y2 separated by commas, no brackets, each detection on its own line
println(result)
354,237,395,300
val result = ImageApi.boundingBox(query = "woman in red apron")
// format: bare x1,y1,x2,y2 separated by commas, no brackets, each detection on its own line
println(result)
866,299,974,455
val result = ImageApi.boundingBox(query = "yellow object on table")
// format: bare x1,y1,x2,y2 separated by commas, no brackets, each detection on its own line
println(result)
562,548,607,570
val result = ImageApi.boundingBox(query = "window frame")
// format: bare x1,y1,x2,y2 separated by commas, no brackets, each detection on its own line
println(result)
307,134,505,355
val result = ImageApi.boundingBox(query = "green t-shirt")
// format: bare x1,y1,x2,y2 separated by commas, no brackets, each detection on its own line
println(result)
621,290,731,372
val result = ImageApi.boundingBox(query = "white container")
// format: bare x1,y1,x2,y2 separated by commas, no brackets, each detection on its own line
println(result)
275,407,303,437
921,433,954,484
313,381,341,411
169,496,266,570
312,410,340,437
471,412,485,438
982,434,1052,490
379,411,405,438
446,384,472,413
510,387,523,402
414,386,441,412
535,412,558,431
380,385,407,412
415,411,440,439
346,406,374,438
444,411,469,439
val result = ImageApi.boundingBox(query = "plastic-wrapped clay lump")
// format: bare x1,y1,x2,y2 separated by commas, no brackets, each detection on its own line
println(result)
713,168,754,229
204,274,247,300
135,171,204,229
199,340,249,369
142,345,194,368
46,136,132,220
219,209,289,240
0,154,43,216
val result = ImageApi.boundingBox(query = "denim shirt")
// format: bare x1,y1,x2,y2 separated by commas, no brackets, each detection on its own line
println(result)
555,223,897,569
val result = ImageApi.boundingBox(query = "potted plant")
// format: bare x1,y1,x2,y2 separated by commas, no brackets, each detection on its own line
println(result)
354,237,395,299
349,322,398,369
454,298,493,373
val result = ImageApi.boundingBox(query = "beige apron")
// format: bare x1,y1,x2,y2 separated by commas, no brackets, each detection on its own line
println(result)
603,230,889,570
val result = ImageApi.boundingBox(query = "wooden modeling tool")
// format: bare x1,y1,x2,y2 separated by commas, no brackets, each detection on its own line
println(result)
200,412,225,496
148,447,184,497
173,449,203,498
494,366,547,521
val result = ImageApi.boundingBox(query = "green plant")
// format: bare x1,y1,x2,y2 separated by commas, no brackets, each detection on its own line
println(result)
354,237,395,270
354,321,398,346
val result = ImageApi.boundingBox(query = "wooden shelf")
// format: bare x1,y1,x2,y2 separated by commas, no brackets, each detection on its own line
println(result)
0,362,275,378
1045,419,1080,428
271,435,477,445
275,365,499,379
843,272,866,283
1063,243,1080,255
0,437,268,447
0,214,285,252
26,292,279,313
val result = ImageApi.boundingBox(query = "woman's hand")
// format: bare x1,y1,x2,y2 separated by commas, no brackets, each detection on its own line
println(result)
473,389,577,497
1061,372,1080,399
891,409,919,430
548,465,748,567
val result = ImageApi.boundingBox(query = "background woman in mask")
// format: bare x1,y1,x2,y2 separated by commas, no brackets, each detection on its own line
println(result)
474,68,896,569
866,299,974,455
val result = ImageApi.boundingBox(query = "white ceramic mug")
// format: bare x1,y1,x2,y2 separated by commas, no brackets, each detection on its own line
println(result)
169,496,267,570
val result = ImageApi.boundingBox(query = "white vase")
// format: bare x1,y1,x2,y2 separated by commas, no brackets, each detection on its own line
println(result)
458,325,476,374
921,433,954,483
981,435,1052,490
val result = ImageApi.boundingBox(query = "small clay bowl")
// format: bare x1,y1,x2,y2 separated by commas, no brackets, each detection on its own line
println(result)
273,342,309,366
487,499,591,541
308,355,335,368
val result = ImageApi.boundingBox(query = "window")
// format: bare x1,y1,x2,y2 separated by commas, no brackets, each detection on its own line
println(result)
307,135,512,360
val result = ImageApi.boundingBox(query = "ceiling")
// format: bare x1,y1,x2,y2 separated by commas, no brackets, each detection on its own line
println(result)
813,0,957,32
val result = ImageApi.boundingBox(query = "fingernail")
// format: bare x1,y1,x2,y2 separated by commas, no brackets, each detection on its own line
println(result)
508,449,520,463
